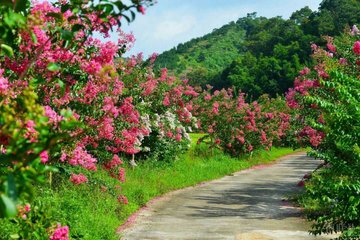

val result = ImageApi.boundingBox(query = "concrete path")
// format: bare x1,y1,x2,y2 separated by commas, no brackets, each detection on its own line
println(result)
120,153,334,240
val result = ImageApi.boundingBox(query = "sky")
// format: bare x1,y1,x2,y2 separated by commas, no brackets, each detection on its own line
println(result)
119,0,323,57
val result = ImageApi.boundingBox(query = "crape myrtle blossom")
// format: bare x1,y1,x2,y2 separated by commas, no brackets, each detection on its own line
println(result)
50,224,69,240
193,87,290,156
69,173,88,185
0,0,155,237
353,41,360,55
0,0,162,186
0,69,9,95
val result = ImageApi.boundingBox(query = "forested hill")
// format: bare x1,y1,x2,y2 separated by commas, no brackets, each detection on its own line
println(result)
154,0,360,99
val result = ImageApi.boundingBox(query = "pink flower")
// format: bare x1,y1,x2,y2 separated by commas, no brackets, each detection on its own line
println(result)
60,152,67,162
212,102,219,115
68,146,97,171
160,68,168,81
44,106,63,126
39,151,49,164
149,53,158,64
69,173,88,185
204,94,212,101
353,41,360,55
24,204,31,212
299,126,324,147
339,58,347,65
175,133,182,142
260,130,267,143
0,69,9,94
24,120,38,142
50,224,69,240
311,43,318,51
265,113,274,119
117,195,128,204
163,96,170,106
326,43,336,53
98,117,114,140
351,25,359,36
118,167,125,182
299,67,310,75
102,97,119,117
104,155,123,169
236,136,245,144
137,5,146,15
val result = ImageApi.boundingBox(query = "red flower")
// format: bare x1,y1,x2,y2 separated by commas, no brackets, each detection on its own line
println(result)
353,41,360,55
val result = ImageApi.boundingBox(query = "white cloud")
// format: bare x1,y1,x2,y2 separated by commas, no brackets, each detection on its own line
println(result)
153,15,197,40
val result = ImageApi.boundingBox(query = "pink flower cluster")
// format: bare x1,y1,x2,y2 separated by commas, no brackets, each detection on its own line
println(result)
354,41,360,55
0,69,9,95
44,106,63,127
39,151,49,164
50,224,69,240
299,126,325,147
69,173,88,185
68,146,97,171
24,120,38,143
194,88,289,155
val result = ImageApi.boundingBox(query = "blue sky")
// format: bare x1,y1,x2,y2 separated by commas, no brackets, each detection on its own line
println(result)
120,0,323,57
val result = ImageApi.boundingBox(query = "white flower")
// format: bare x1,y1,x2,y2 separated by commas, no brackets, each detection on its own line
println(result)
184,132,191,142
142,147,151,152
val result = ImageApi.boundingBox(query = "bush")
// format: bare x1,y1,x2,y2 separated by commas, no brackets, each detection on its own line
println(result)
287,27,360,239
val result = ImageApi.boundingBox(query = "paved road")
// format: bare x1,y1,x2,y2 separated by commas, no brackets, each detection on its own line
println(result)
120,153,334,240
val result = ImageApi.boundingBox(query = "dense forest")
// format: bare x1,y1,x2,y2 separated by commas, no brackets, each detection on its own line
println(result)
154,0,360,99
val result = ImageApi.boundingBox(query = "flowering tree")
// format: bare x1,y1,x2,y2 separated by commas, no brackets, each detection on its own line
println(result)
119,56,198,164
193,86,291,156
0,0,154,237
286,26,360,239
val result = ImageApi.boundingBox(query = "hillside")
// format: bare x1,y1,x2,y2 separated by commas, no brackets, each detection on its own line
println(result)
154,0,360,99
154,22,246,86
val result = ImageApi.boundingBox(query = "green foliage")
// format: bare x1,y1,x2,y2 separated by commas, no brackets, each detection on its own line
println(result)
155,21,246,86
139,131,189,162
291,33,360,239
0,170,122,240
0,87,72,218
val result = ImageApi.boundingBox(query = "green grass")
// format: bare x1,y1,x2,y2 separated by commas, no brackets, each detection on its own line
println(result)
0,134,302,239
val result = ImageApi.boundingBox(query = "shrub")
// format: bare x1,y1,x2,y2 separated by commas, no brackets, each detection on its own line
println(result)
287,27,360,239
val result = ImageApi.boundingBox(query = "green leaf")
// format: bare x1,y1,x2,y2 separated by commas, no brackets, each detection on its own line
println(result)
46,12,63,22
14,0,28,12
0,194,17,218
60,29,73,41
6,174,17,201
1,44,14,57
47,62,61,72
10,234,20,239
61,4,70,13
71,24,84,32
0,0,13,7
